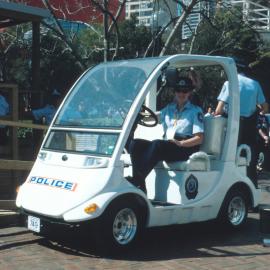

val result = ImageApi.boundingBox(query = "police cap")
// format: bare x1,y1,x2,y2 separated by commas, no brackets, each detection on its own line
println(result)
175,77,194,92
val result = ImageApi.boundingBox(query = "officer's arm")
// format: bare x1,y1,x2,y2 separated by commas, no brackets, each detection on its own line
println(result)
214,101,225,116
155,111,161,123
172,133,204,148
258,128,268,140
259,102,269,114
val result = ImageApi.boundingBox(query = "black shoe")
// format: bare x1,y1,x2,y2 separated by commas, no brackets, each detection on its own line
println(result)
139,182,146,193
126,176,136,185
126,176,139,186
126,176,146,193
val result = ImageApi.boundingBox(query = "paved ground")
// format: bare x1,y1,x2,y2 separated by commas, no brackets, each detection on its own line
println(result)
1,176,270,270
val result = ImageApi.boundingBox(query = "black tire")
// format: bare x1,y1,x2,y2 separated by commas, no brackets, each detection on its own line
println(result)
93,199,145,254
218,189,249,230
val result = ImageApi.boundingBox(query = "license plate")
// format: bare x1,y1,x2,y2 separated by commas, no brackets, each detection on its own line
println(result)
28,216,40,233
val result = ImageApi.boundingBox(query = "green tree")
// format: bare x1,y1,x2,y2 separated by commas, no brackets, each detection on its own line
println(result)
189,7,263,62
181,6,268,108
1,24,82,108
118,17,152,59
74,23,104,65
39,32,82,95
250,51,270,102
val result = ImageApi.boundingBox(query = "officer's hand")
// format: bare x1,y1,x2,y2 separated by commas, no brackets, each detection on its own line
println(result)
169,139,183,147
264,136,269,145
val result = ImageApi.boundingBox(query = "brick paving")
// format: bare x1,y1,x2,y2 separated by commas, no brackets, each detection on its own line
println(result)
0,177,270,269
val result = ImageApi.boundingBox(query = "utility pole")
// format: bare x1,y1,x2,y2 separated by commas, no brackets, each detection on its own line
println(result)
103,0,109,62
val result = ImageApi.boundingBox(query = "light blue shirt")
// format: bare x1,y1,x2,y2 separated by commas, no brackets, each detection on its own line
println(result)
0,95,9,116
32,104,56,125
217,74,266,117
161,100,204,139
0,95,9,128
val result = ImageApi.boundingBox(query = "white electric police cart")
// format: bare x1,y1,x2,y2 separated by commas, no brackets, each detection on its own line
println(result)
16,55,260,251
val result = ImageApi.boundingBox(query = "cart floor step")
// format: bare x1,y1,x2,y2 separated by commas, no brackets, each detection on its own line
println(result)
150,200,177,206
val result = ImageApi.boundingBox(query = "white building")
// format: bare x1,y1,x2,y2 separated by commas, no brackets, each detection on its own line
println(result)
181,0,270,39
220,0,270,41
125,0,269,41
229,0,270,31
181,0,214,39
125,0,154,26
125,0,178,29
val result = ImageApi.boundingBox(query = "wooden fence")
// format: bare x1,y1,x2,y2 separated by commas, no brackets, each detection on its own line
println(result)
0,118,48,210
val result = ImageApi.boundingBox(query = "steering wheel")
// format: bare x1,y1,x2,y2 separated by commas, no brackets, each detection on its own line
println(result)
138,105,158,127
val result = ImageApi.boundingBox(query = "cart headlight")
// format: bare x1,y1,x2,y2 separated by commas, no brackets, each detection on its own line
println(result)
38,151,47,161
84,203,99,214
84,157,108,168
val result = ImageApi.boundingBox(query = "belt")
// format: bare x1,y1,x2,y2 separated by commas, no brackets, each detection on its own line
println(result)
174,135,192,141
240,112,257,121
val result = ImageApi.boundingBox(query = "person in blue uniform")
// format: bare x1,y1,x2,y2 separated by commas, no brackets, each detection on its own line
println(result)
32,89,62,125
128,77,204,193
31,89,62,152
0,93,9,124
215,58,268,185
257,112,270,171
0,93,9,144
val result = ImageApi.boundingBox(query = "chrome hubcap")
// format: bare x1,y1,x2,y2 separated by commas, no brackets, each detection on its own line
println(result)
113,208,137,245
228,196,246,226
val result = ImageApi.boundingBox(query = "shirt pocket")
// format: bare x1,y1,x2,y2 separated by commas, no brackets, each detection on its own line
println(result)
176,119,190,134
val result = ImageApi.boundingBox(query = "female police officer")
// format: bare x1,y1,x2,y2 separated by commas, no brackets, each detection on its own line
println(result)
128,77,204,193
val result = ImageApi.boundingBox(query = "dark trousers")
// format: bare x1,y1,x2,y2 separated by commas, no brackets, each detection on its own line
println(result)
129,139,199,186
0,128,7,145
258,138,270,171
239,113,258,186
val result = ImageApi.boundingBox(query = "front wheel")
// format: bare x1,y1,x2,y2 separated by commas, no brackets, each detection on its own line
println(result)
218,190,249,229
112,207,138,245
93,200,145,253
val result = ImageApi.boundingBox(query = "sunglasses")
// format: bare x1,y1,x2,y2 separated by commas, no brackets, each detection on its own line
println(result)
174,88,191,93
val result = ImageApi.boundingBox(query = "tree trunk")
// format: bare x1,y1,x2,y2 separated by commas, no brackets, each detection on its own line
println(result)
159,0,198,56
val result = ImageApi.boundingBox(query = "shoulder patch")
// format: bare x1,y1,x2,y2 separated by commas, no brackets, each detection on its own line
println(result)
197,112,203,123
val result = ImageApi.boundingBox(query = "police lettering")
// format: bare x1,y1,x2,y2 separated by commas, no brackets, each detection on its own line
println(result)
29,176,77,191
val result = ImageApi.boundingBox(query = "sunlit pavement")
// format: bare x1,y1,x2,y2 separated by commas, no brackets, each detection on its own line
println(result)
0,174,270,270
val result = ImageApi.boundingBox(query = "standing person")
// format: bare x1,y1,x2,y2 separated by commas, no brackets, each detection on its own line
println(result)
0,93,9,144
128,77,204,193
188,68,202,107
257,112,270,171
215,58,268,186
188,68,202,90
31,89,62,152
32,89,61,125
0,93,9,120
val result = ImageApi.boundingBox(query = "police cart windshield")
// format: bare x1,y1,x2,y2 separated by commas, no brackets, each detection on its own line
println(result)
43,58,165,157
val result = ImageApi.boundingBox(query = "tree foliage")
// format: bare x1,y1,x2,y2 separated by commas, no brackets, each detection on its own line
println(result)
189,7,263,61
183,5,270,105
0,23,83,107
118,17,152,59
1,0,270,108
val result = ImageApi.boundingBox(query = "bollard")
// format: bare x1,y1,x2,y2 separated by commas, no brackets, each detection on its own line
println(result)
259,205,270,247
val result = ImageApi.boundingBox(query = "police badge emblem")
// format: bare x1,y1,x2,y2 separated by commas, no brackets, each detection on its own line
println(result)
185,174,198,199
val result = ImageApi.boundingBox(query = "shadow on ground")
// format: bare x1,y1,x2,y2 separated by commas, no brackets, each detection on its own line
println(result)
34,215,269,261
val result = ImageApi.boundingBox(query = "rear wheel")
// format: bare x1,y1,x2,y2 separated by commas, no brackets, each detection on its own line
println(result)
218,190,249,229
